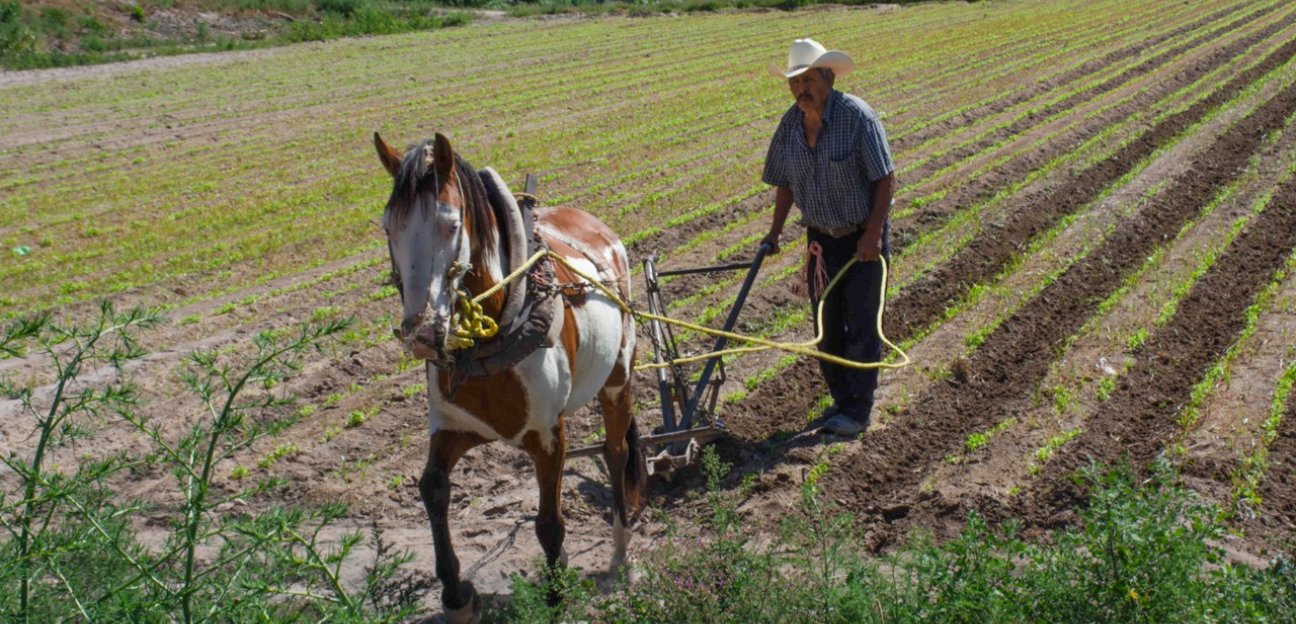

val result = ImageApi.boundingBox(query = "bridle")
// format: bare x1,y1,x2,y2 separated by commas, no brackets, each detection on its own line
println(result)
386,163,472,352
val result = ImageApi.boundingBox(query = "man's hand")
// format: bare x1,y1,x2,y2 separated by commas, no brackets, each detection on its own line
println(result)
761,230,782,254
855,226,882,262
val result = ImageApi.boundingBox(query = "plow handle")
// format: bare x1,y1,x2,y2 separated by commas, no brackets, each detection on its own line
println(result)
677,242,771,433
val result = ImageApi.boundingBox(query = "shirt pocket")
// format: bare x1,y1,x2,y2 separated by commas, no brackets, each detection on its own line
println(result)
828,150,859,182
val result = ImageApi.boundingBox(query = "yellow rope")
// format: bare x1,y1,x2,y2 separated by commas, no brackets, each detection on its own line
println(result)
445,291,499,351
456,248,910,371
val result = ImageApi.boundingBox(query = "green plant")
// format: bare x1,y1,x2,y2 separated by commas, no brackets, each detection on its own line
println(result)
257,442,300,469
500,461,1296,623
0,1,36,58
316,0,366,17
1052,385,1074,415
1127,327,1149,350
1096,376,1117,401
345,406,377,428
322,426,342,442
0,307,425,622
401,382,425,399
1028,427,1083,476
0,304,149,621
965,417,1017,454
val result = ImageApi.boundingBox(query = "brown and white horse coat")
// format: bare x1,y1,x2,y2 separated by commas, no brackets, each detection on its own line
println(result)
375,132,643,623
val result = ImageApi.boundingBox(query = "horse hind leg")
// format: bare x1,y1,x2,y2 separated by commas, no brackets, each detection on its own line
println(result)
597,363,645,574
419,430,486,624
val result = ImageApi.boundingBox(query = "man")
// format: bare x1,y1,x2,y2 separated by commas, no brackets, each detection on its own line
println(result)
761,38,895,437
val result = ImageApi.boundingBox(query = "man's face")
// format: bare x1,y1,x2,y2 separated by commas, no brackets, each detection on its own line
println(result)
789,69,833,115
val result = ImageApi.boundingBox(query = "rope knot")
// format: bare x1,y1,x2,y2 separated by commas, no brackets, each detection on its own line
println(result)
447,290,498,351
807,240,829,301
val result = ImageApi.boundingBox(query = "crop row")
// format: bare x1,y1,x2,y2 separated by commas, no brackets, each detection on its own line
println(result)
2,0,1239,319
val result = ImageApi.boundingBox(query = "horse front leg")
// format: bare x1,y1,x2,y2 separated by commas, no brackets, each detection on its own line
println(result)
524,417,568,606
419,429,485,624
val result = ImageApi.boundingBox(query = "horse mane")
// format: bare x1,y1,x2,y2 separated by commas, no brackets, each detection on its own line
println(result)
386,141,496,258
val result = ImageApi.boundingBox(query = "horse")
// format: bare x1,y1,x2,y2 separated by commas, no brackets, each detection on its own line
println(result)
373,132,645,623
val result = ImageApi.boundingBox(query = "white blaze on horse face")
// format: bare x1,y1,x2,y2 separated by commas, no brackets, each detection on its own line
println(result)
388,194,471,357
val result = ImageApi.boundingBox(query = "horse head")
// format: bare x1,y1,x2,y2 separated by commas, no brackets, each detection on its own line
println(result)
375,132,494,366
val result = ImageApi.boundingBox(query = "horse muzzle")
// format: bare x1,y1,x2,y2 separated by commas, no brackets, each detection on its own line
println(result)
397,320,453,366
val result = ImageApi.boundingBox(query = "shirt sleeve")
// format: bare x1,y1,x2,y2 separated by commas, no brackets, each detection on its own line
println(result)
858,114,894,183
762,118,790,187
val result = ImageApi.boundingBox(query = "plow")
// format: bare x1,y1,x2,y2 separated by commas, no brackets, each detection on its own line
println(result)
567,243,773,477
486,175,906,478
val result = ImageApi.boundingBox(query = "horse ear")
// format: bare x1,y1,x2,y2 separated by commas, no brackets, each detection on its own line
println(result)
374,132,403,178
433,132,455,179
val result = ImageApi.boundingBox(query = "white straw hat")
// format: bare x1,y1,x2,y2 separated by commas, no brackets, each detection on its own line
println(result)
768,38,855,79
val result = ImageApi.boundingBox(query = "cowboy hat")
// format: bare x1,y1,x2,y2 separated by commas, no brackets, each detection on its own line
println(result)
768,38,855,79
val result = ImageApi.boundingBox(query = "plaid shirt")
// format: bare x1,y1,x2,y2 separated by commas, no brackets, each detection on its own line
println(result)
762,90,894,231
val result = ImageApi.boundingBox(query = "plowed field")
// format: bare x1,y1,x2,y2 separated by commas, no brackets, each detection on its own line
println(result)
4,0,1296,607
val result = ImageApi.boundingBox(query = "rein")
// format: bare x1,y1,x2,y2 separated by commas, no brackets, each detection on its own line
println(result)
456,248,912,372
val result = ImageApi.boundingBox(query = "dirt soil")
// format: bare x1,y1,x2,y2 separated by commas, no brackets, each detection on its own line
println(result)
4,1,1296,619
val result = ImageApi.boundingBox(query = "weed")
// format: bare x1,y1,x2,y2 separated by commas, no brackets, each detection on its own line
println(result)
0,306,424,622
499,462,1296,622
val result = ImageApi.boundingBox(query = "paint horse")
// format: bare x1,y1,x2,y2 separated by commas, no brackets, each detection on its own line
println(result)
374,132,644,623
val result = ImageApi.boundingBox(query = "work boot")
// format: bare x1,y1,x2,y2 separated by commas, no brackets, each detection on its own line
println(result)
821,413,867,437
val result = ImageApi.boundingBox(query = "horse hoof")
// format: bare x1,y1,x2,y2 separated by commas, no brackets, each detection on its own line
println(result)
443,583,482,624
609,557,640,582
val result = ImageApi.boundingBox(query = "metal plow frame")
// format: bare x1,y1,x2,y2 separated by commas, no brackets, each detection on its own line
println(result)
568,244,771,478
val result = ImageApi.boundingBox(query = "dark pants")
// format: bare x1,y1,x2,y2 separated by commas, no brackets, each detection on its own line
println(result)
806,222,890,425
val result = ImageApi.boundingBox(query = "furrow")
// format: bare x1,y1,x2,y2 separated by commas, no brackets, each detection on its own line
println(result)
886,24,1296,342
766,56,1296,545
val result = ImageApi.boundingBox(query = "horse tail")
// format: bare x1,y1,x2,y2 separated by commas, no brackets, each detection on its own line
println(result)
623,417,647,512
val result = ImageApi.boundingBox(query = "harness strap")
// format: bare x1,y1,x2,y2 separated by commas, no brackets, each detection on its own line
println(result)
477,167,530,331
537,224,627,301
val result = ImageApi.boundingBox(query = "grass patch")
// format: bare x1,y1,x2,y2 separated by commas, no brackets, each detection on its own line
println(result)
504,458,1296,623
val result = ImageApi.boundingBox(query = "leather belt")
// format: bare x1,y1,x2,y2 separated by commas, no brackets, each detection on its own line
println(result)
812,223,866,238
